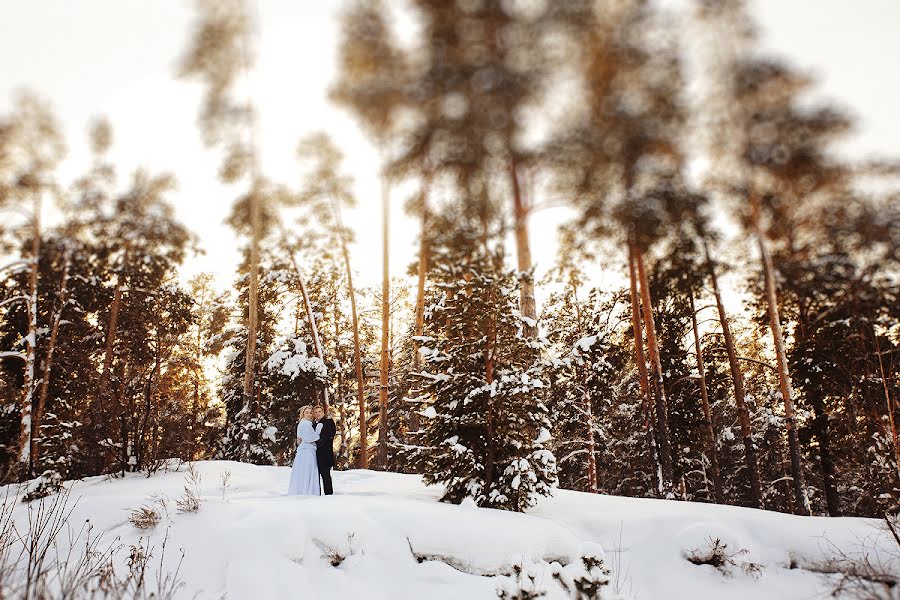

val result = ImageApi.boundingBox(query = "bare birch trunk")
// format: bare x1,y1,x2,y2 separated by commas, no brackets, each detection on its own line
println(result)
510,159,537,338
18,194,41,476
29,244,72,476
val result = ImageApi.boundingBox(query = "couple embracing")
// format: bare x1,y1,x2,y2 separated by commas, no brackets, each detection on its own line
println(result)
287,404,336,496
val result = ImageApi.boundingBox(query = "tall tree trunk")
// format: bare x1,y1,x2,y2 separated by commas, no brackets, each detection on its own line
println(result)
99,244,130,413
628,246,662,495
750,194,810,515
242,185,261,430
18,194,41,477
279,225,328,410
334,201,368,468
137,343,161,471
571,280,597,493
413,185,430,371
702,237,764,509
633,244,674,493
29,245,71,476
377,176,390,469
809,393,840,516
117,361,129,476
689,293,724,503
483,287,497,494
510,159,537,338
333,291,349,469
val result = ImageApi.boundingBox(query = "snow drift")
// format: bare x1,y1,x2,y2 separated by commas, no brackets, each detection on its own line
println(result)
3,461,895,599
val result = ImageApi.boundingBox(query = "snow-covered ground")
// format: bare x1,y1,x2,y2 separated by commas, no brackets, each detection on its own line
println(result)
4,461,895,599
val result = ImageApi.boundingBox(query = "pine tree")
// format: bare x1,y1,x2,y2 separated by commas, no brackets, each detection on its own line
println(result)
410,214,556,512
0,92,64,479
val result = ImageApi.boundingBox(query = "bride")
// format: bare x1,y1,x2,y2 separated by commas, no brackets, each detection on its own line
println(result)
288,405,322,496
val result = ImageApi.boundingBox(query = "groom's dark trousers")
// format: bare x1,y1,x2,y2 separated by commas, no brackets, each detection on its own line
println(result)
315,417,336,495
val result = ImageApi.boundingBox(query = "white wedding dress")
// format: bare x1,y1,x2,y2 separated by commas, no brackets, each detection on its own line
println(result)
287,419,323,496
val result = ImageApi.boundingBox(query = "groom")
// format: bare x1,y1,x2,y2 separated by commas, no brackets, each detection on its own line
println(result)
313,405,336,495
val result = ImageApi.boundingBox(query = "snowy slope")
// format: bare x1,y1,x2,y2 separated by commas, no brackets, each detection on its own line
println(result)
5,461,893,599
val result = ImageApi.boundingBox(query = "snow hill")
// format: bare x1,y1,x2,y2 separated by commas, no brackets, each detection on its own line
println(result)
4,461,895,599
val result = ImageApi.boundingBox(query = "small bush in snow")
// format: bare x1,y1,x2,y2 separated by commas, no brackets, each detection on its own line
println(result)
685,537,761,577
21,470,63,502
571,552,612,599
129,504,162,529
175,487,201,514
176,464,202,513
220,469,232,500
497,563,546,600
2,485,185,598
321,533,357,567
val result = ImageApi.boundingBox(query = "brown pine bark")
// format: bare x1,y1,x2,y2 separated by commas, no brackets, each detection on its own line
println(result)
29,245,72,476
242,185,261,422
702,237,763,509
634,245,674,493
689,293,724,503
750,194,810,515
334,201,368,468
377,175,390,469
334,290,348,468
510,159,537,338
627,246,662,494
99,245,129,406
280,224,328,410
412,185,430,371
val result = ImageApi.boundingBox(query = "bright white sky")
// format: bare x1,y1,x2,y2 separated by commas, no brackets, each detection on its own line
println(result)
2,0,899,302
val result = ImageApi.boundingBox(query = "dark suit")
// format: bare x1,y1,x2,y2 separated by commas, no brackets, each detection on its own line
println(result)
314,417,336,495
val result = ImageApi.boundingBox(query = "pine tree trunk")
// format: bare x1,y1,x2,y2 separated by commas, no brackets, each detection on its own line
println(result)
118,361,129,476
413,187,429,372
30,245,71,476
571,281,597,493
242,185,261,431
280,225,328,409
750,194,810,515
99,246,129,408
689,293,724,503
334,201,368,468
634,244,674,493
510,159,537,338
628,246,662,495
702,237,764,509
18,195,41,478
483,288,497,494
809,393,840,515
377,175,391,469
333,291,349,469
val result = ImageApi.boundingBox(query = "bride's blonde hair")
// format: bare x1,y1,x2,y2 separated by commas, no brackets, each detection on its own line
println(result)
299,404,315,420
